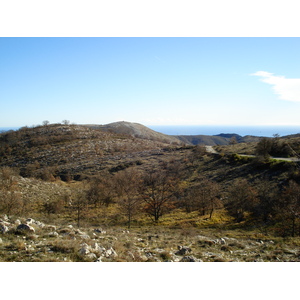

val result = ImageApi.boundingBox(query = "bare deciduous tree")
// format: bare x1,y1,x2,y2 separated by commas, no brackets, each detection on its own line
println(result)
277,180,300,237
139,168,178,223
86,174,115,208
224,179,258,222
114,167,142,228
183,177,222,218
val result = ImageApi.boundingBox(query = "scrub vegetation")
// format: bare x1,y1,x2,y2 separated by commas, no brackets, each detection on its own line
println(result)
1,122,300,261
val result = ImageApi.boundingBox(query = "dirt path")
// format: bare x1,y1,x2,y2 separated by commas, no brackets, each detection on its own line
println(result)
205,146,300,162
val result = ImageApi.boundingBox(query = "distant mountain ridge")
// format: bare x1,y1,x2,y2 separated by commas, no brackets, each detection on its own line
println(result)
174,133,261,146
87,121,261,146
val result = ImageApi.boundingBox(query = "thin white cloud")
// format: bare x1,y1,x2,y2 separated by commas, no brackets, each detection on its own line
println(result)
251,71,300,102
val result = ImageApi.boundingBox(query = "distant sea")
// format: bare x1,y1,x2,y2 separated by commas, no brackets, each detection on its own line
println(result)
148,125,300,137
0,127,20,132
1,125,300,138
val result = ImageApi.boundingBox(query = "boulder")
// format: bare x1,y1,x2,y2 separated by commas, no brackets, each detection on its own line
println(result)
16,224,35,233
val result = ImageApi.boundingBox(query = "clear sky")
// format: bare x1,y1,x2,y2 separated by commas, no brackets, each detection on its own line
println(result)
1,37,300,127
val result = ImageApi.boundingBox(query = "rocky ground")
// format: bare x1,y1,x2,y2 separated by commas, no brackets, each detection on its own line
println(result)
1,214,300,262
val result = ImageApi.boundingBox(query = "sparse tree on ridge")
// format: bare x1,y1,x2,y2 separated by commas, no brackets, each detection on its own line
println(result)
62,120,70,125
42,120,50,126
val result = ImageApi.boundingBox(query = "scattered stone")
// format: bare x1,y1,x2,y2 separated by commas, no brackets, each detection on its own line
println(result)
14,219,21,225
95,257,103,262
34,221,45,228
86,253,97,260
45,225,57,231
26,218,34,224
92,242,105,255
127,251,135,260
48,231,59,237
180,256,202,262
175,246,191,256
78,243,91,255
94,228,106,234
0,224,9,234
104,247,118,258
220,238,226,244
0,220,10,227
79,234,90,239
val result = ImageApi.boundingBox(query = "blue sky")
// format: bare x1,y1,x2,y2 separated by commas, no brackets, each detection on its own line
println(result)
1,37,300,127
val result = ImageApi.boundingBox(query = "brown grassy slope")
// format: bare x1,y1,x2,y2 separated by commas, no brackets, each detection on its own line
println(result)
85,121,182,145
0,124,188,179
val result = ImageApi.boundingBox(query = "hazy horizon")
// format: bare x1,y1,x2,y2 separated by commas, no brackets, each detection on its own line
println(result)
2,123,300,138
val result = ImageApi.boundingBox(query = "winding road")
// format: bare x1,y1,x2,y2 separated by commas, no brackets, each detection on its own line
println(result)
205,146,300,162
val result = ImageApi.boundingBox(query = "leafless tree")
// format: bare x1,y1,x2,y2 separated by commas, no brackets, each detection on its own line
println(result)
114,167,142,228
184,177,222,218
139,167,179,222
86,173,115,208
224,179,258,222
277,180,300,236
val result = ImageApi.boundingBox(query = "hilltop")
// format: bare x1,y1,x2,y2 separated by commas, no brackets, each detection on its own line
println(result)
0,122,187,180
85,121,182,145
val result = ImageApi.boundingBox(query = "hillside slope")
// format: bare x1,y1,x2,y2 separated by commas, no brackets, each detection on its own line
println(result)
86,121,182,145
0,123,184,180
175,133,261,146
